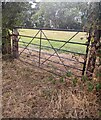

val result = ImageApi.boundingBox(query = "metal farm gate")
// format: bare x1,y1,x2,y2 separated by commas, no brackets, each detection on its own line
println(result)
12,27,91,77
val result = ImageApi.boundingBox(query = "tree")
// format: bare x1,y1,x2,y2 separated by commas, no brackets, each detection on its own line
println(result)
32,2,88,29
86,2,101,78
2,2,34,29
2,2,33,54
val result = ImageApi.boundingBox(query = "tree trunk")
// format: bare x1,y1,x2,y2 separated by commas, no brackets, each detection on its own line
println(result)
7,31,11,54
86,29,101,78
2,29,11,55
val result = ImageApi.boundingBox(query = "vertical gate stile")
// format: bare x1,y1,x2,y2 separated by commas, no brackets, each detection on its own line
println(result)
39,29,42,67
82,30,91,76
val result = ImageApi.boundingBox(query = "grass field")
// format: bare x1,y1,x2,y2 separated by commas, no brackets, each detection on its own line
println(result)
18,29,88,54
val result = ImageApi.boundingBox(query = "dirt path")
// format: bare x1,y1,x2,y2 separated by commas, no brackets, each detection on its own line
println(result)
2,59,100,118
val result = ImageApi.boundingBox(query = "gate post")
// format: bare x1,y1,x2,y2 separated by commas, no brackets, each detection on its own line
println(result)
82,29,91,76
12,28,19,58
2,29,11,55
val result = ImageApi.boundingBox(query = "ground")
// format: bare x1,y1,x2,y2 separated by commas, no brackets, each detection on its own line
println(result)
2,57,100,118
2,29,100,118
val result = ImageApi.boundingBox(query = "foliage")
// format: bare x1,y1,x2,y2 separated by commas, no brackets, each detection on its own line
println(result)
81,75,88,82
72,77,78,87
32,2,89,29
66,70,72,77
2,2,35,54
52,79,56,85
2,2,34,30
59,77,64,83
87,2,101,29
87,82,94,92
96,83,101,91
48,76,54,81
99,111,101,117
85,2,101,79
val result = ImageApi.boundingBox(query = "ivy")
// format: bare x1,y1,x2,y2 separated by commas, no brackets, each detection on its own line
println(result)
66,70,72,77
87,82,94,92
82,75,88,82
72,77,78,87
96,83,101,91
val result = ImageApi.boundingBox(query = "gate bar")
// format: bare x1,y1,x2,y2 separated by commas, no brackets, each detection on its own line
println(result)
82,30,91,75
19,30,40,56
14,26,84,32
39,30,42,67
20,55,82,77
21,51,83,71
41,30,68,70
19,34,88,46
41,32,79,65
19,45,84,64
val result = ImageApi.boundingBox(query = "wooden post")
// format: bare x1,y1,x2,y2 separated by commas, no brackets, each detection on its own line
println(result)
12,28,19,58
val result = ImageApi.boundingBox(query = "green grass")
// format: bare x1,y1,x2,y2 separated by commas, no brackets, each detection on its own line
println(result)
18,29,88,54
